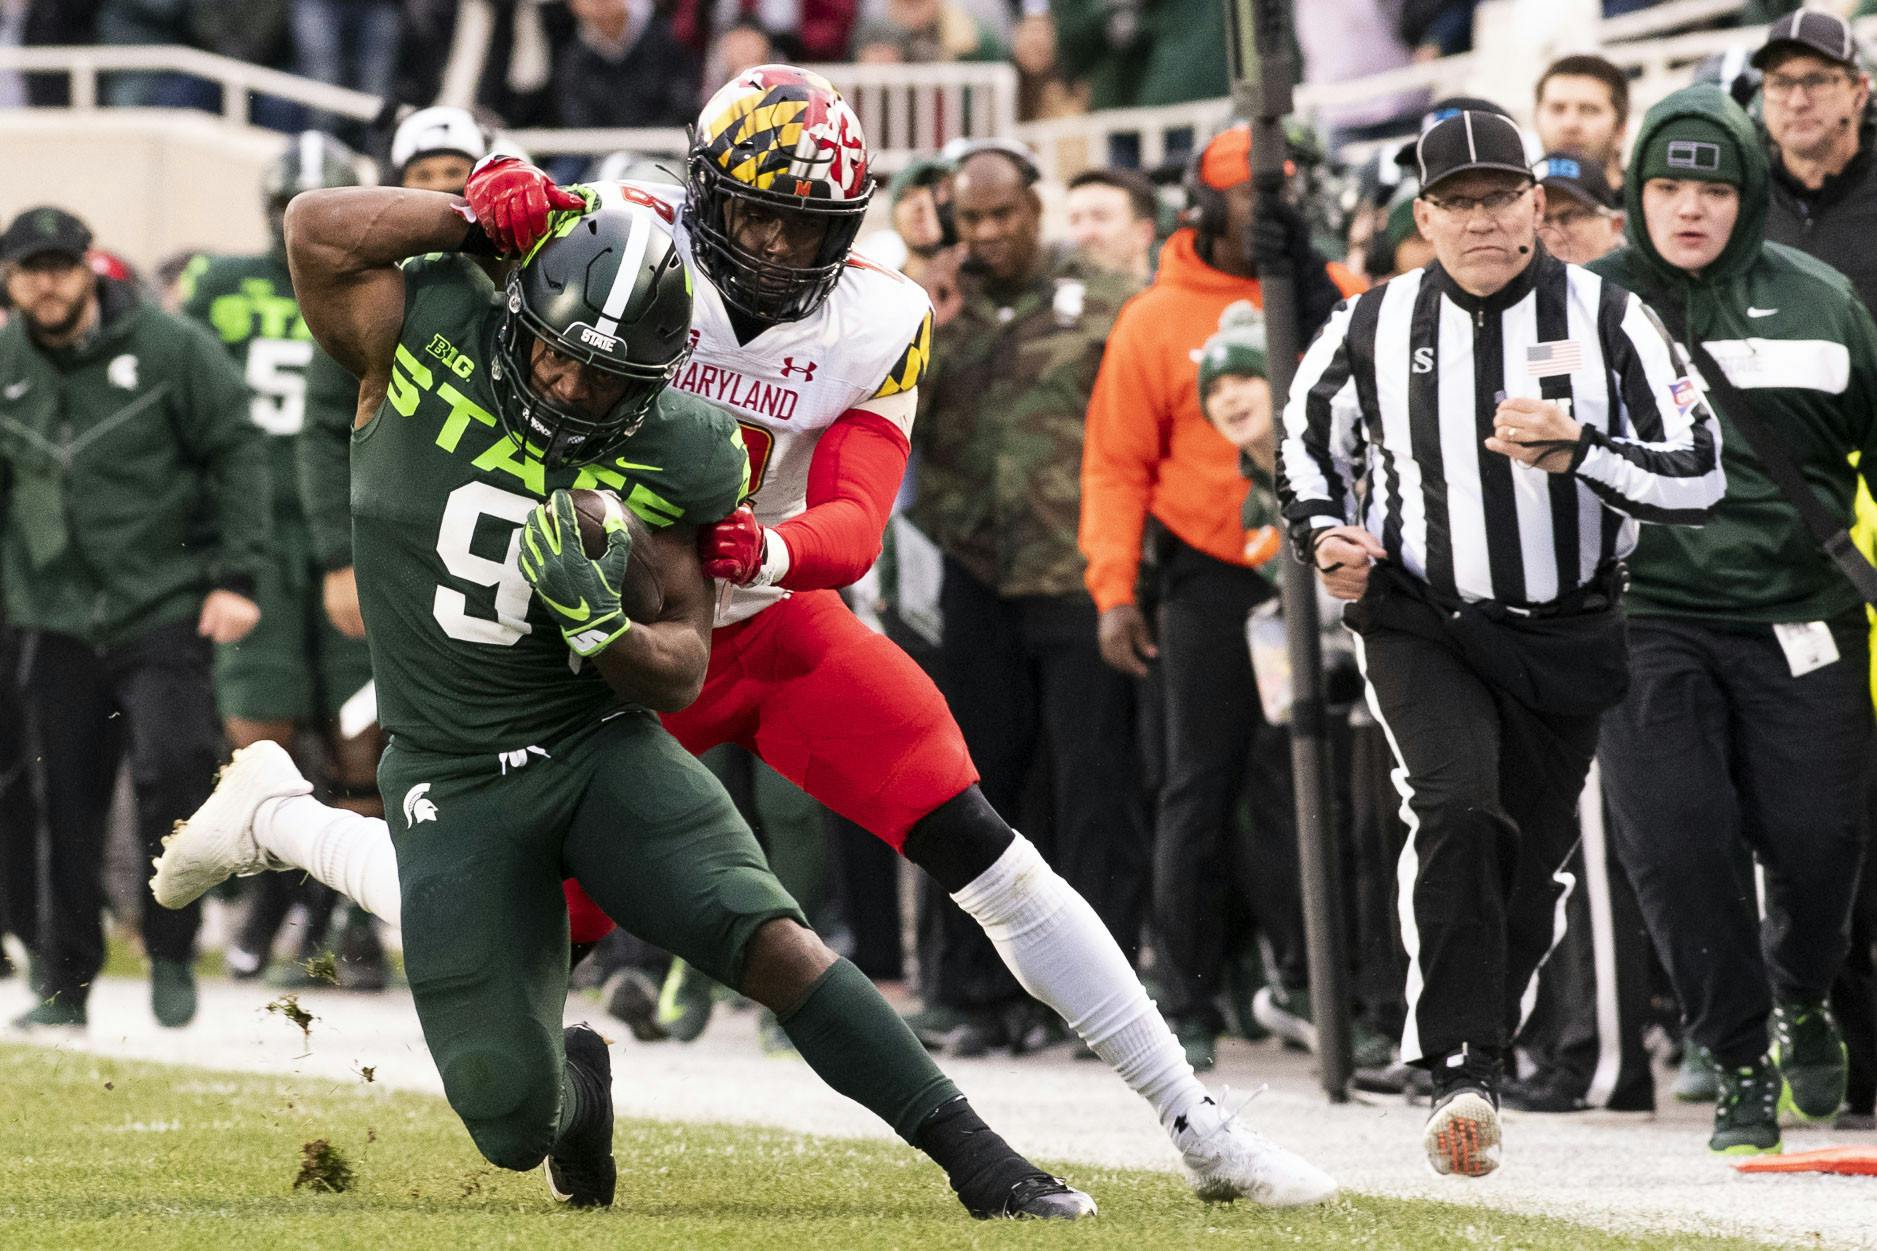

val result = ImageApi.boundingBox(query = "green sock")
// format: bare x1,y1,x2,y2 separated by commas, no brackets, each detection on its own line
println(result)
779,957,958,1141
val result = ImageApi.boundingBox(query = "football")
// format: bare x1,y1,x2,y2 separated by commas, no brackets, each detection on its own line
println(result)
569,488,665,622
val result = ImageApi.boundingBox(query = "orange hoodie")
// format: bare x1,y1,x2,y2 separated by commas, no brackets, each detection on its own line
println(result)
1079,229,1364,612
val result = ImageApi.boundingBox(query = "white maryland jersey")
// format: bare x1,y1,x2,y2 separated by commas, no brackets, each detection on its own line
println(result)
597,180,933,625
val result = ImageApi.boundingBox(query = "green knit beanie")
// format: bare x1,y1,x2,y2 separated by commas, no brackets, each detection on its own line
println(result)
1636,117,1743,185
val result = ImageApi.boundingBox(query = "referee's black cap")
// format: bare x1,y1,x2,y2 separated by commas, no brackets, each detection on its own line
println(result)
1415,111,1533,195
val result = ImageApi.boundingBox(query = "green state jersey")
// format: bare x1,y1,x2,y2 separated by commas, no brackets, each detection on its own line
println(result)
352,253,748,755
178,252,316,531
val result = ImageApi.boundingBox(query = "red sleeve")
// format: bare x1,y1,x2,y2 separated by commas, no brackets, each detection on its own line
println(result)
771,409,912,591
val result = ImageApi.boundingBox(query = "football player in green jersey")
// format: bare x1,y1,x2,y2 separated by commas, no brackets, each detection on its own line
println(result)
165,183,1094,1217
178,131,388,987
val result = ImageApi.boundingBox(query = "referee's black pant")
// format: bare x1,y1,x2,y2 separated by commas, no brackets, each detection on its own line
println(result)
1599,615,1871,1069
19,620,220,1007
1349,566,1616,1065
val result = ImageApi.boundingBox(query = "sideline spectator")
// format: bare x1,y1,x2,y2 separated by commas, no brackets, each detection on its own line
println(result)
1534,53,1630,188
1758,10,1877,312
852,0,1004,62
1534,152,1625,264
1591,83,1877,1157
384,104,492,192
1065,167,1159,283
1051,0,1226,117
556,0,700,129
1753,8,1877,1138
700,17,775,99
292,0,401,132
672,0,855,63
0,206,270,1031
905,143,1147,1055
1279,108,1723,1176
1079,124,1362,1069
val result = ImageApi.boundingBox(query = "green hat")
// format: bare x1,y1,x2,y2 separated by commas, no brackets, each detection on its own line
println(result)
1198,301,1269,394
1636,116,1743,185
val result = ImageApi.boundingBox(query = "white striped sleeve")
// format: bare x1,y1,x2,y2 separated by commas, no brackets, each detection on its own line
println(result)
1574,293,1726,525
1277,297,1365,561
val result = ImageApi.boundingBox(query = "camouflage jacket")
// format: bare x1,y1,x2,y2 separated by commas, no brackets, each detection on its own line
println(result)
911,244,1136,598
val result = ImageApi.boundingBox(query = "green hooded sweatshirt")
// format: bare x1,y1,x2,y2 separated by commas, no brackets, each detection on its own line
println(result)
1590,83,1877,626
0,279,272,647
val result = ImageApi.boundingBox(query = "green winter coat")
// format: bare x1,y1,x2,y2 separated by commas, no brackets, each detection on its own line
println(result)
0,280,271,646
1050,0,1227,110
912,244,1136,599
1589,83,1877,626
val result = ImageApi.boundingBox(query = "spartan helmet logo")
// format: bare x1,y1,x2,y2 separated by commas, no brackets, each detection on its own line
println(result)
401,783,439,828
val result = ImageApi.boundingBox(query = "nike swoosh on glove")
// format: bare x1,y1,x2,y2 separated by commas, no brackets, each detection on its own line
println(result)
518,490,634,657
459,155,590,256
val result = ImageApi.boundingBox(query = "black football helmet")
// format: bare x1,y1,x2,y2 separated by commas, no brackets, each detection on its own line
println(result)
491,200,695,468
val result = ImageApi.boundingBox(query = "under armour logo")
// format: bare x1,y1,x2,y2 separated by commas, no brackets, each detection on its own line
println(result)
779,356,818,381
401,783,438,827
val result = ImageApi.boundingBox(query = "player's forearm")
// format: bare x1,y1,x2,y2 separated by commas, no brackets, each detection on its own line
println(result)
772,410,908,591
285,187,473,288
591,623,710,713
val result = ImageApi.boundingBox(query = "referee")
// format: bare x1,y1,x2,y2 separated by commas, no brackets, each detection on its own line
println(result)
1276,110,1726,1178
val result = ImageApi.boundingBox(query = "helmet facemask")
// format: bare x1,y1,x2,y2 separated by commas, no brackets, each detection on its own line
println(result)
685,156,870,323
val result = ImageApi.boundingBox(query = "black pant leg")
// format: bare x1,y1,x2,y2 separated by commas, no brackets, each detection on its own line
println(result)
109,621,219,965
1835,829,1877,1115
0,625,41,954
1152,546,1261,1023
1348,721,1409,1034
1492,686,1598,1045
20,630,122,1005
1730,623,1871,1006
1354,622,1511,1062
1029,591,1149,966
925,560,1034,1009
1601,620,1768,1067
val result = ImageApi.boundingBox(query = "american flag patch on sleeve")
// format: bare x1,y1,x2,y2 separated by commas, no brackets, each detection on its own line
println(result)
1526,339,1584,377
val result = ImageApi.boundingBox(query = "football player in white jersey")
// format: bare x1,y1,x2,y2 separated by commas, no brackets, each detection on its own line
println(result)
152,65,1335,1209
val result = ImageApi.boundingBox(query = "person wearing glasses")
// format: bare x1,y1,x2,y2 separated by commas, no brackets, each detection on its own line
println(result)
1759,9,1877,313
1277,108,1725,1178
1534,153,1625,266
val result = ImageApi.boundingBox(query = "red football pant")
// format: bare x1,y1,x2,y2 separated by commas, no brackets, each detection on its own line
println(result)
563,589,978,944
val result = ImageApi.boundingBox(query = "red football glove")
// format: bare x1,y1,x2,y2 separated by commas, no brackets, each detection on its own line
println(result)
460,156,587,256
699,505,766,585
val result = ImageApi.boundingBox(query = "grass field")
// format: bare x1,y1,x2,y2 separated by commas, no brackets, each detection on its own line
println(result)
0,1043,1781,1251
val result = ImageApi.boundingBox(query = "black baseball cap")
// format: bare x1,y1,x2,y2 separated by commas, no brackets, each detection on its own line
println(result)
1534,151,1616,210
1752,8,1859,71
1394,96,1514,167
1,206,92,265
1416,111,1533,194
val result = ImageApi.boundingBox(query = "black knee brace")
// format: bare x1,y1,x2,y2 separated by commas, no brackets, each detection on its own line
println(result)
901,786,1016,893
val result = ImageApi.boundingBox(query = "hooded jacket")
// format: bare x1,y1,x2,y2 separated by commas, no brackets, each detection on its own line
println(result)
0,278,271,647
1079,227,1363,613
1590,83,1877,625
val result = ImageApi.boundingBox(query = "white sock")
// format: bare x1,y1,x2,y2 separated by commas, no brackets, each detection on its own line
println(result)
256,795,404,928
950,833,1209,1127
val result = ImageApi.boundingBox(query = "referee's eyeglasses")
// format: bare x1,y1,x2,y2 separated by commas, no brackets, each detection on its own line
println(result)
1421,185,1532,218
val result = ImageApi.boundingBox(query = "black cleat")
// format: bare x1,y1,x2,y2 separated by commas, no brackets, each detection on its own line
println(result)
546,1024,617,1208
602,967,669,1043
972,1172,1097,1220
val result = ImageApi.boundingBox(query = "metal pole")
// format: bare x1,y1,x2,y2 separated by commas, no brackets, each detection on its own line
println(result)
1223,0,1352,1101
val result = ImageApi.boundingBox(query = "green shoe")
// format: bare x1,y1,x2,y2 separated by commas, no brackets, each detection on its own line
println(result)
656,958,715,1043
1772,998,1847,1122
1709,1055,1782,1155
13,995,86,1030
151,958,197,1028
1673,1043,1719,1103
1351,1019,1398,1071
1172,1016,1217,1073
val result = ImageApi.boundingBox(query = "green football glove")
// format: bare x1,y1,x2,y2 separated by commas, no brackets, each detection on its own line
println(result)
518,489,634,658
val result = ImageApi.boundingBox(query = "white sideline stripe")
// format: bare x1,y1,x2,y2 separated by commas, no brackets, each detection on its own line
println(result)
1580,761,1625,1109
1352,632,1427,1064
594,207,651,337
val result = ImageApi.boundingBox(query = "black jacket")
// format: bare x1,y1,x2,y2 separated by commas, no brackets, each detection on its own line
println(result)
1764,109,1877,316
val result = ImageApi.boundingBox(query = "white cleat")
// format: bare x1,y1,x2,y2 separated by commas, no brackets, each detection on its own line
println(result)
1423,1088,1501,1178
1168,1088,1339,1206
149,741,311,909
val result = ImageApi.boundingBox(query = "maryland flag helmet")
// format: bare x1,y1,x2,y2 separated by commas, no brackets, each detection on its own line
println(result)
685,65,873,324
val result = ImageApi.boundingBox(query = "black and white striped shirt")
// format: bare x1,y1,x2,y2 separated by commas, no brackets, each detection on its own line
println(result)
1277,252,1726,608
